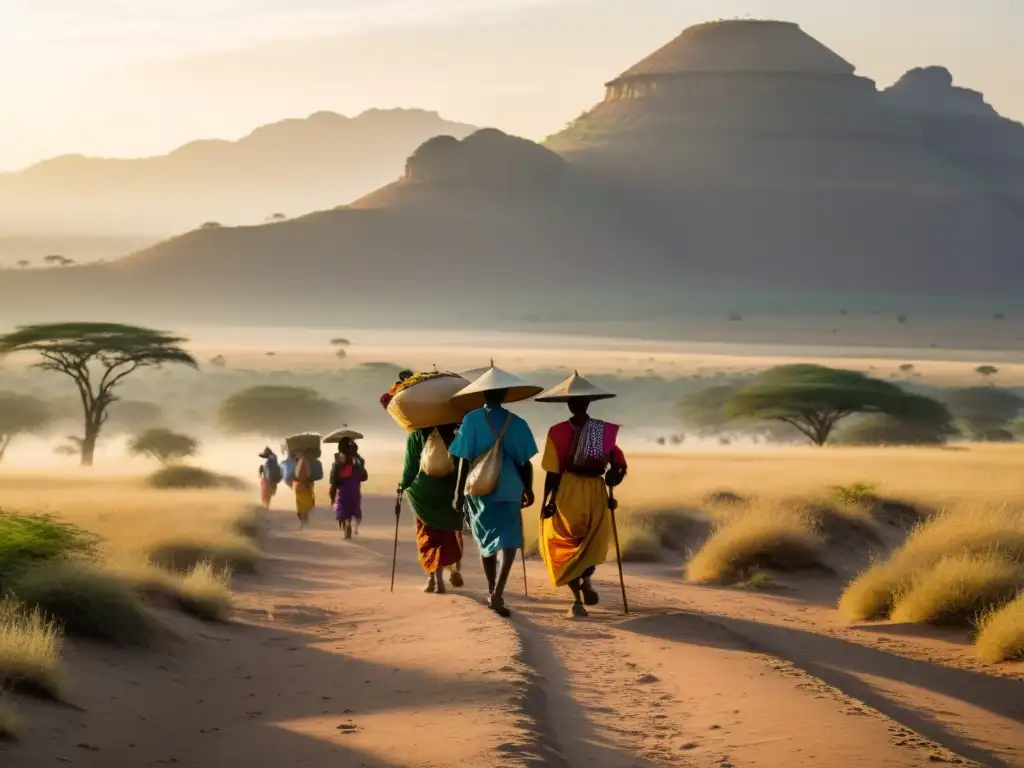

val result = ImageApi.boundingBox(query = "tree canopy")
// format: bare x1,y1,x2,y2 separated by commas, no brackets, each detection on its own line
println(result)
128,428,199,465
105,400,166,434
834,414,956,446
943,387,1023,439
0,323,197,466
218,385,342,437
723,364,952,446
677,385,739,434
0,392,52,462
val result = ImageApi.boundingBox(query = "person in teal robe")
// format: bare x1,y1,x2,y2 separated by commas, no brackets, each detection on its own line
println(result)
450,389,538,617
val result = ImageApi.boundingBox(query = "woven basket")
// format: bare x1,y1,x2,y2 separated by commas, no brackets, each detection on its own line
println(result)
387,375,471,432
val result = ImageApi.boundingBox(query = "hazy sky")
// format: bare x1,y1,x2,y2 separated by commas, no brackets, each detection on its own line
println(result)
0,0,1020,171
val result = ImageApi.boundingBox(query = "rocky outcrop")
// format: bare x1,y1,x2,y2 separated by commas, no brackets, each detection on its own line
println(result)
403,129,566,185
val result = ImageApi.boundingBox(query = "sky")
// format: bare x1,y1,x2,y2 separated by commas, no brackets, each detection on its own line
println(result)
0,0,1021,171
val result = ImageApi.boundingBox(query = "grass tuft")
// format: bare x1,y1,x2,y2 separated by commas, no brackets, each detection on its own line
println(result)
685,507,826,584
976,591,1024,663
890,554,1024,626
0,511,96,592
147,536,258,574
0,597,64,699
147,466,247,491
16,563,159,648
839,507,1024,623
735,570,780,590
178,562,233,622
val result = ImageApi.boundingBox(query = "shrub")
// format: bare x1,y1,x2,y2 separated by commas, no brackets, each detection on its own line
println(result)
685,508,825,584
838,562,906,621
148,536,258,574
831,483,879,507
16,563,158,647
890,555,1024,626
147,465,246,491
0,512,96,592
0,597,63,699
976,592,1024,663
626,507,711,552
128,428,199,465
736,570,780,590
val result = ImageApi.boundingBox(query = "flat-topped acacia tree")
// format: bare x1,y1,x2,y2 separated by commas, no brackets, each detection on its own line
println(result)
0,323,197,466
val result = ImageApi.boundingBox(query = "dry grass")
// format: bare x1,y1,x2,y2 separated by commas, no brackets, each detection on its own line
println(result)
685,506,826,584
976,592,1024,663
890,554,1024,625
148,536,258,574
0,597,63,700
104,559,234,622
16,562,159,648
839,507,1024,622
614,520,662,563
0,473,255,566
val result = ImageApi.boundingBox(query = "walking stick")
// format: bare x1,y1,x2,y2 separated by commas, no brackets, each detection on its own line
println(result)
519,510,529,597
390,485,403,593
608,487,629,614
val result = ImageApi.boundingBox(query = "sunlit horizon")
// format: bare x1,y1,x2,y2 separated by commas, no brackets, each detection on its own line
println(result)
0,0,1021,171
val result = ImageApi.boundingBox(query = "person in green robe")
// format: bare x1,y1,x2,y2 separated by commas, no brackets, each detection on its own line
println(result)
400,423,465,593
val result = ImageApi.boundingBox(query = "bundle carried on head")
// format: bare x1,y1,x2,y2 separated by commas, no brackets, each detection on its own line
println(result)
380,371,471,432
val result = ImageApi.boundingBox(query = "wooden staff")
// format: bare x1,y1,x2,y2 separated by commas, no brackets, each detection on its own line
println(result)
519,510,529,597
390,485,403,593
608,486,629,614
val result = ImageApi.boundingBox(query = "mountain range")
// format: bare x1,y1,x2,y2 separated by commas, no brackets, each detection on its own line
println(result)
2,19,1023,341
0,109,477,237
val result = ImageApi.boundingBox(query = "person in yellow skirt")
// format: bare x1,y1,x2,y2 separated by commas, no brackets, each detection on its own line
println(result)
536,372,627,618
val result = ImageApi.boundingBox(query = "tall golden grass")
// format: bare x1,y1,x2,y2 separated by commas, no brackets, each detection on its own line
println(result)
0,598,63,700
976,592,1024,662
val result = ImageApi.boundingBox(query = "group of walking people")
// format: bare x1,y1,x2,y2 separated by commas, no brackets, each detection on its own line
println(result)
255,363,628,618
397,365,628,618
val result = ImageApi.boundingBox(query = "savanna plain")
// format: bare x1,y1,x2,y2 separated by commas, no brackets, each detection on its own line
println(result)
1,332,1023,768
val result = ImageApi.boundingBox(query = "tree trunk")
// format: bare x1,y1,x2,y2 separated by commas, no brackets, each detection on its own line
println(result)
80,430,98,467
0,435,10,463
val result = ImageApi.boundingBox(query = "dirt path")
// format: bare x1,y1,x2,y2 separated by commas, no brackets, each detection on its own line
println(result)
4,495,1022,767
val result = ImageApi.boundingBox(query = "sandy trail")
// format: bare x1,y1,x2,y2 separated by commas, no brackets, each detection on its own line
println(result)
4,496,1022,767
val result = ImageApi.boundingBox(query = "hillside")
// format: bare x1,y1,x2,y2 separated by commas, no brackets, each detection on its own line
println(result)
544,20,1024,296
3,20,1023,335
0,129,674,327
0,109,477,236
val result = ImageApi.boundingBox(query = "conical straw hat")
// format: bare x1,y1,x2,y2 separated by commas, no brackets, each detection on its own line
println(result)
450,363,543,409
323,427,364,442
535,371,617,403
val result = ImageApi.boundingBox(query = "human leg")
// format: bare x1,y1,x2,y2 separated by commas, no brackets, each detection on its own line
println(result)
566,576,588,618
424,572,436,593
487,548,517,617
580,565,599,606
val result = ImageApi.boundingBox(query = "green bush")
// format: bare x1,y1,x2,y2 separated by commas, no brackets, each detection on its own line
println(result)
0,512,96,592
147,465,246,491
16,563,158,647
831,483,879,508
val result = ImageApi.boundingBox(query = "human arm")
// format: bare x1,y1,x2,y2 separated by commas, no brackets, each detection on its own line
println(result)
605,446,627,488
399,433,421,491
542,472,561,518
516,460,535,508
328,458,340,502
454,458,469,515
356,454,369,483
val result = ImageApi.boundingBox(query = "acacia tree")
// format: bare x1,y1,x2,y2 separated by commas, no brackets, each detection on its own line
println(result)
0,392,51,462
219,385,342,437
128,428,199,465
943,387,1023,439
723,364,951,446
0,324,197,466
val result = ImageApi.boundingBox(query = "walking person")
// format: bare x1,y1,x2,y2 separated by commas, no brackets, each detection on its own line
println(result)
257,447,282,508
329,435,369,539
450,365,542,617
400,422,465,592
282,436,324,529
535,372,628,618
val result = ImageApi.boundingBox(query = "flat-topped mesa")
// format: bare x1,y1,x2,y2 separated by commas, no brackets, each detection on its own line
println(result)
604,19,854,99
548,19,914,153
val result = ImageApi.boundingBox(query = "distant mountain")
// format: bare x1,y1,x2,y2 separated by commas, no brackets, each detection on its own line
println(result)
0,109,477,236
3,21,1023,340
881,66,1024,213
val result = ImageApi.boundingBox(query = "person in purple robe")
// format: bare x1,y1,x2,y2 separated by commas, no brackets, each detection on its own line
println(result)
329,437,368,539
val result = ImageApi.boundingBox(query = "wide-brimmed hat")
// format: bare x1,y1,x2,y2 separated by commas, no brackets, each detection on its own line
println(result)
258,446,276,459
535,371,617,403
450,363,543,408
323,427,364,443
